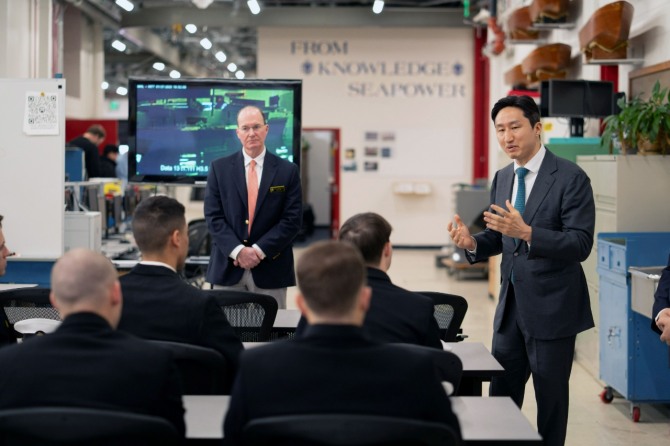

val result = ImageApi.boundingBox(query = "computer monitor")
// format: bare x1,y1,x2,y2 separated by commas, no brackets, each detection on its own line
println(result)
546,80,615,137
127,78,302,184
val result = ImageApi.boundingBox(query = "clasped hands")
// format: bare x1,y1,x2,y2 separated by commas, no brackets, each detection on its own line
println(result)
656,311,670,346
447,200,531,249
234,246,262,269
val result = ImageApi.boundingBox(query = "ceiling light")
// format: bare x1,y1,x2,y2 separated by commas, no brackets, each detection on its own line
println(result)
115,0,134,12
111,40,127,52
116,86,128,96
200,38,212,50
169,70,181,79
101,81,109,90
227,63,237,72
185,24,197,34
235,70,245,79
372,0,384,14
215,51,227,62
247,0,261,15
152,62,165,71
191,0,214,8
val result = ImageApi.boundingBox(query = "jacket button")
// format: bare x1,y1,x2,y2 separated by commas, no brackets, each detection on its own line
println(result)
245,219,249,224
243,240,248,244
514,252,519,257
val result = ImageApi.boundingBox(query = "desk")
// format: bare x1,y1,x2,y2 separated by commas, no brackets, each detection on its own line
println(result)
242,340,503,397
183,395,541,445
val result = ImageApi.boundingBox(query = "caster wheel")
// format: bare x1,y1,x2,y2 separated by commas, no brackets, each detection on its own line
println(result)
631,406,640,422
599,387,613,404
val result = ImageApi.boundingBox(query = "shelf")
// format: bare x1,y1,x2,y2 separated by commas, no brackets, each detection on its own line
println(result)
583,58,645,66
530,22,576,30
508,39,548,45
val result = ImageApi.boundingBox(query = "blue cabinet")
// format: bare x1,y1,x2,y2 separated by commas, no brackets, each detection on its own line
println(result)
598,232,670,419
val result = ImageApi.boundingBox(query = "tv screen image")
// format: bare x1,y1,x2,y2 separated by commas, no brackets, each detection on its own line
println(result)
546,79,614,118
128,78,302,183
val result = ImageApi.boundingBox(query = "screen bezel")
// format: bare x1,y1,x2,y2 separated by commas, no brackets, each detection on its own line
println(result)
127,77,302,184
547,79,614,119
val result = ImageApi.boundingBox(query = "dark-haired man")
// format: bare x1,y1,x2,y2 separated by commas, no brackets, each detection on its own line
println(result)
205,105,302,308
297,212,442,348
118,196,243,389
68,124,105,179
448,95,595,446
0,249,185,435
224,240,461,445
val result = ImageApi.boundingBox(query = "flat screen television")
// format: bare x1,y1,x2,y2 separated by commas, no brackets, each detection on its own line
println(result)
547,79,614,118
127,78,302,183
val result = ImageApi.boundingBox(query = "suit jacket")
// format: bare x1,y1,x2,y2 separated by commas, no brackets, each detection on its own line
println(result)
466,149,595,340
118,264,243,382
296,268,442,348
223,325,461,445
204,150,302,289
651,254,670,334
0,312,185,435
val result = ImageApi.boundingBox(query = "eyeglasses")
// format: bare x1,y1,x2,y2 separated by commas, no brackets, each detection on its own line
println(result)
238,124,266,133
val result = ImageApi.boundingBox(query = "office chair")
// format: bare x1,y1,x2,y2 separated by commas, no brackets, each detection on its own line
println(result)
0,288,59,344
417,291,468,342
148,340,228,395
183,218,211,288
243,414,461,446
392,343,463,395
0,406,179,446
205,290,278,342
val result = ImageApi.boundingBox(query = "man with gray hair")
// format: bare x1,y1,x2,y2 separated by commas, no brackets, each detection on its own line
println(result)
0,249,185,436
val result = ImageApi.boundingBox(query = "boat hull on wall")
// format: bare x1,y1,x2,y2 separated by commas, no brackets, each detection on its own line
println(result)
521,43,571,87
579,1,634,62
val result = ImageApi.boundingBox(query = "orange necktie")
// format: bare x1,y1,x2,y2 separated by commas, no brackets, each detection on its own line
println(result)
247,160,258,230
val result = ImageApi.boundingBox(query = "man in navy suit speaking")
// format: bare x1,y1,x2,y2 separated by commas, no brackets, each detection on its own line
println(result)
448,95,595,446
204,106,302,308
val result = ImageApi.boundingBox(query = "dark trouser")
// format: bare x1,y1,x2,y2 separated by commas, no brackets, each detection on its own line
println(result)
490,284,576,446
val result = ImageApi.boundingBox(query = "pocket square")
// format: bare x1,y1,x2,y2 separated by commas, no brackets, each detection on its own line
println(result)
269,185,286,193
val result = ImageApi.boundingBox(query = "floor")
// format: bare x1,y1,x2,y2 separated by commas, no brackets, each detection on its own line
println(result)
286,246,670,446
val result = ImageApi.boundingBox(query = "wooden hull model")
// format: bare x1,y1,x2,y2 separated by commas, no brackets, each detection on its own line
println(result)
529,0,569,24
504,65,529,90
579,1,634,61
508,6,540,40
521,43,571,87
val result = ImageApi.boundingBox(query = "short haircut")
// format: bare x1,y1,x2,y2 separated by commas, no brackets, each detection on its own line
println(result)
338,212,392,265
491,95,541,127
86,124,106,139
297,240,366,317
51,249,117,307
0,214,3,228
237,106,266,125
132,196,186,254
103,144,119,157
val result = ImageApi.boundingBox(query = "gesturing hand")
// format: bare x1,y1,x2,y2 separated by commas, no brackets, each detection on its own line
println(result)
483,200,532,242
447,214,475,251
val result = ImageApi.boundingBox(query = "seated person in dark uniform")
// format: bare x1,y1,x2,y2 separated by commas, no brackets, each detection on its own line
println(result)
118,195,243,389
224,240,461,445
297,212,442,348
0,248,185,435
99,144,119,178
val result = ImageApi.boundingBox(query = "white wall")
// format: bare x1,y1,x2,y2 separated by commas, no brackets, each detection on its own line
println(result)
0,0,52,79
258,27,473,246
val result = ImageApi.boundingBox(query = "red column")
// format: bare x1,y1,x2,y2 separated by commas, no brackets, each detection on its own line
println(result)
472,27,489,182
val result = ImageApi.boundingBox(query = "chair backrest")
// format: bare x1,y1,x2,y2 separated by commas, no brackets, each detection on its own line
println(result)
243,414,461,446
417,291,468,342
205,290,278,342
187,218,211,257
0,406,179,446
148,340,228,395
392,343,463,395
0,288,59,344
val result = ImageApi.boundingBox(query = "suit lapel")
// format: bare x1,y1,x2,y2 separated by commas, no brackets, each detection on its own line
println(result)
523,150,557,225
498,164,515,207
230,151,247,206
256,152,278,214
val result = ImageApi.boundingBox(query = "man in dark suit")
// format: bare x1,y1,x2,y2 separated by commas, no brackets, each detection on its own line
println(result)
0,249,185,435
118,196,243,388
204,105,302,308
651,255,670,345
224,240,461,445
0,214,15,345
68,124,105,179
448,95,595,446
296,212,442,348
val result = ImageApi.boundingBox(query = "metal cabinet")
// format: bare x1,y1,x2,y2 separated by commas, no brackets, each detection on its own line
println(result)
597,232,670,421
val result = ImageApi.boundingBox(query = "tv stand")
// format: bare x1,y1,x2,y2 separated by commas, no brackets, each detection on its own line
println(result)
569,117,585,137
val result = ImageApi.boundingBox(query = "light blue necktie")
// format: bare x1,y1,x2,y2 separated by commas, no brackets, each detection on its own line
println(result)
511,167,529,284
